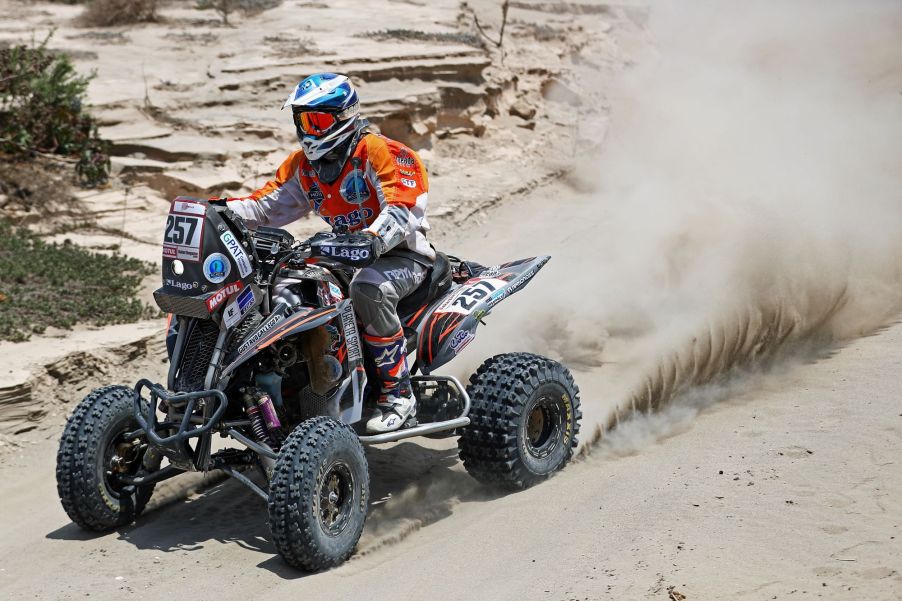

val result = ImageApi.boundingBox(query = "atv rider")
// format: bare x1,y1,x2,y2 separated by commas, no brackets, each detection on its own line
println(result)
225,73,431,434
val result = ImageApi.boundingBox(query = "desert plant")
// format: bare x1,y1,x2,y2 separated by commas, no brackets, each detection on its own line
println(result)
0,33,110,187
0,219,157,342
360,29,483,47
195,0,282,26
466,0,510,53
79,0,158,27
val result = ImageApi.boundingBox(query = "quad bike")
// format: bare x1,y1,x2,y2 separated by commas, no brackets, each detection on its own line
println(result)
56,196,582,571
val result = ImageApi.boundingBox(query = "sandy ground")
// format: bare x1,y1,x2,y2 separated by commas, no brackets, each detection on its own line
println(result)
1,284,900,600
2,0,902,599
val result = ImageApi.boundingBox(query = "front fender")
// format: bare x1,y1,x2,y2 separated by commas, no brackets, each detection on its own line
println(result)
416,256,550,373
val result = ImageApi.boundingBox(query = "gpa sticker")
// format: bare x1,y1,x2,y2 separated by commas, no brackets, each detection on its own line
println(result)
220,231,253,278
203,253,231,284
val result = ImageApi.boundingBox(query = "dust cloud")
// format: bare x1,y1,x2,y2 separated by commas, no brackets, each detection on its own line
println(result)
465,0,902,448
365,0,902,550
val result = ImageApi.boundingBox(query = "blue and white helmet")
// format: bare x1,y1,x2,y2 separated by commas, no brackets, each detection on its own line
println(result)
283,73,360,161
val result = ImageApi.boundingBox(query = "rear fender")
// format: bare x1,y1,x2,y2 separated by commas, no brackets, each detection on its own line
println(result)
416,256,550,373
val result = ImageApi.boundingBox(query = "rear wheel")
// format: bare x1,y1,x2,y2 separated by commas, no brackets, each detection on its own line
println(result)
268,417,369,571
458,353,582,489
56,385,159,531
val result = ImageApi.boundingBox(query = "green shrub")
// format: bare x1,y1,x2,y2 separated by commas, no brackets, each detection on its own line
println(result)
361,29,483,47
195,0,282,25
0,33,110,187
0,219,157,342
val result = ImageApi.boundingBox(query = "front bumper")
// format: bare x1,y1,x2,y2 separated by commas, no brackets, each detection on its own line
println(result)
133,379,228,469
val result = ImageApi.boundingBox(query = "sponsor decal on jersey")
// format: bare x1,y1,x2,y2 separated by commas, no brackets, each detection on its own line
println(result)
223,286,254,328
205,281,244,313
162,213,204,262
203,252,231,284
237,313,284,355
219,231,252,278
400,177,416,188
307,183,325,209
340,303,362,362
395,154,415,167
324,207,374,229
339,171,371,204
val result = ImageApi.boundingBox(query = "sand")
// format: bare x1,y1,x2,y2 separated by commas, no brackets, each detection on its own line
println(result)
1,1,901,599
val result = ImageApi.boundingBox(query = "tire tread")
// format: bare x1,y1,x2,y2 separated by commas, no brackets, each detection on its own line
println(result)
458,353,582,489
268,416,369,571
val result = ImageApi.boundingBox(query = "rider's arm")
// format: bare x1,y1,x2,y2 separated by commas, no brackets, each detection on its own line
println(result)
361,136,429,252
226,150,311,228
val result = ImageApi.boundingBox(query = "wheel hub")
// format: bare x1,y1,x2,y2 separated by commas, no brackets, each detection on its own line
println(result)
319,461,354,536
524,396,563,459
110,440,140,474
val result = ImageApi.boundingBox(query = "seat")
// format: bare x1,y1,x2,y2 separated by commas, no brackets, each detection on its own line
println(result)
397,252,453,323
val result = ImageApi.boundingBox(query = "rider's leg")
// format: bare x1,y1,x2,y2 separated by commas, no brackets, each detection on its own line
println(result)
349,256,428,433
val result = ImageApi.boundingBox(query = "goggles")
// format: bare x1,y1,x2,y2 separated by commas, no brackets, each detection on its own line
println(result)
294,111,337,137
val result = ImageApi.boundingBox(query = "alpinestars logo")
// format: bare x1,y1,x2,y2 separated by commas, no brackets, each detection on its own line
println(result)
374,345,400,367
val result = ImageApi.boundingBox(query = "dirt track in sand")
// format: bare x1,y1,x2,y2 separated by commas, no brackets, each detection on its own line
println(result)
2,1,902,599
1,186,901,598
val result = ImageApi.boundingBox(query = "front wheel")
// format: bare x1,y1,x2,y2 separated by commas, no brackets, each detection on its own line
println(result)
56,385,160,531
268,416,369,571
458,353,582,489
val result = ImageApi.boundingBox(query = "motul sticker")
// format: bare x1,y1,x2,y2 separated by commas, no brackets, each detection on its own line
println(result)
220,231,252,278
205,281,244,313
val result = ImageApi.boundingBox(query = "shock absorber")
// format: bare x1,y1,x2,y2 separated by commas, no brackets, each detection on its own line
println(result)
241,388,282,450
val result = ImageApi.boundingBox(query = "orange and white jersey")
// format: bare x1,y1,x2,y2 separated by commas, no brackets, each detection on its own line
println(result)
227,133,434,259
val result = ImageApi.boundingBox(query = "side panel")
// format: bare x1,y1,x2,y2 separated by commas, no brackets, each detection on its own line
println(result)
220,303,339,377
416,256,550,373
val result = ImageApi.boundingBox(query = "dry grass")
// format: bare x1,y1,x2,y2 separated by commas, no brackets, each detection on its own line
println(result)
78,0,158,27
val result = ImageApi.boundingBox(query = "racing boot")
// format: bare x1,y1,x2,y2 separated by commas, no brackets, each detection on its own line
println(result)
363,328,415,433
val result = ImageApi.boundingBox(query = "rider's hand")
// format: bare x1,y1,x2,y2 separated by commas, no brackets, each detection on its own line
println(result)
361,230,387,259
